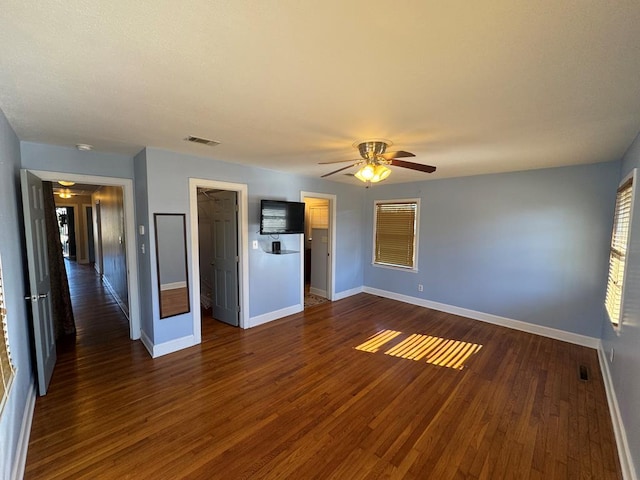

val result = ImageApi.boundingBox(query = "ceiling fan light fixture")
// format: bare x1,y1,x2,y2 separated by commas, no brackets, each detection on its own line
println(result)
58,191,73,199
354,163,391,183
371,164,391,183
58,180,75,187
320,139,434,181
353,169,366,182
355,163,376,182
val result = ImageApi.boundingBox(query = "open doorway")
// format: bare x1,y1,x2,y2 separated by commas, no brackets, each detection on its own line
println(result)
27,170,141,340
197,187,239,327
300,192,337,308
52,183,130,317
189,178,249,342
55,206,75,259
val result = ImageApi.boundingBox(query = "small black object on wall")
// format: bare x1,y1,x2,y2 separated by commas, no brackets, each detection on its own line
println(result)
272,241,281,254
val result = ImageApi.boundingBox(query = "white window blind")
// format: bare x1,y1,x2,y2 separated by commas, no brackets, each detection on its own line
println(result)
374,201,418,269
605,176,634,326
0,256,15,414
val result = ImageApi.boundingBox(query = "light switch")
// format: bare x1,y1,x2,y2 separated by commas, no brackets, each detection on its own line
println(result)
252,240,258,250
139,225,145,235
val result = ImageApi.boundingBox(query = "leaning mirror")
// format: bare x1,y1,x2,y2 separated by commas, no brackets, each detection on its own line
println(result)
154,213,190,318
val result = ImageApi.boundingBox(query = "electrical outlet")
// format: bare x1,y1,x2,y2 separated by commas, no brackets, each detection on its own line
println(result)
418,284,424,292
252,240,258,250
610,347,615,363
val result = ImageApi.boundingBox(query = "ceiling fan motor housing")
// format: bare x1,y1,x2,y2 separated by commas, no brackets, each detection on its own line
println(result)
358,141,388,161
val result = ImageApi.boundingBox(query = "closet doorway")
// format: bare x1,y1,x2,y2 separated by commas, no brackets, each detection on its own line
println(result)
197,188,239,327
188,178,249,342
300,192,336,308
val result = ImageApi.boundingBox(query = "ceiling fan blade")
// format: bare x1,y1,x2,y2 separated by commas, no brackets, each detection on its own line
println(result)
390,159,436,173
321,163,359,177
380,150,415,160
319,158,361,165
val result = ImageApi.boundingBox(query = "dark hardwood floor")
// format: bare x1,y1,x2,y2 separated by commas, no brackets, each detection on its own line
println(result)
25,261,622,479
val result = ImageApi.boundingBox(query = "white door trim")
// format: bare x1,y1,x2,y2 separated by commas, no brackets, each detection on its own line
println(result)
81,203,93,264
27,170,141,340
300,191,337,306
189,178,249,341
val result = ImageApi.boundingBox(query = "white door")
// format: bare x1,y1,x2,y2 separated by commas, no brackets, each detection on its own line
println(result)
21,170,56,395
211,190,239,326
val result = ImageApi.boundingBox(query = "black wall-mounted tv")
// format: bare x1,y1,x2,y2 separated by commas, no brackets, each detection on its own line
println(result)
260,200,305,235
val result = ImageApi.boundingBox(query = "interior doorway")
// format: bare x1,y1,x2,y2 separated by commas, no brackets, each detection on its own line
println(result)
300,192,336,308
197,188,240,327
189,178,249,342
55,206,75,259
27,170,141,340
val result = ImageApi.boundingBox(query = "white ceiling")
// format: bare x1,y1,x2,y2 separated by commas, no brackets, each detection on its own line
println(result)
2,1,640,184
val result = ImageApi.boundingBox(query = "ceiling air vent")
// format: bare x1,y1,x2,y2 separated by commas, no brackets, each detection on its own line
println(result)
184,135,220,147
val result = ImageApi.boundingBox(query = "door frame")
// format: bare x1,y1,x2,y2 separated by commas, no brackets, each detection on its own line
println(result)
82,203,93,264
28,170,141,340
189,178,249,340
300,191,336,306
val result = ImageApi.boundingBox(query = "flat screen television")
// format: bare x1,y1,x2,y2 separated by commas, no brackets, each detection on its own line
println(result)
260,200,305,234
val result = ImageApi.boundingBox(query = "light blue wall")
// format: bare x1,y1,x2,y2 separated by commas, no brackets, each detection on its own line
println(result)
20,142,134,178
601,131,640,478
142,148,364,344
364,161,619,338
133,149,153,338
0,108,34,477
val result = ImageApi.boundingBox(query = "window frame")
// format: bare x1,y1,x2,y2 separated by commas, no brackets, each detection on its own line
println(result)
372,198,420,272
605,168,636,331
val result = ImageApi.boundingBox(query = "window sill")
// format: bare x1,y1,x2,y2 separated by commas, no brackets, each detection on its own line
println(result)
372,262,418,273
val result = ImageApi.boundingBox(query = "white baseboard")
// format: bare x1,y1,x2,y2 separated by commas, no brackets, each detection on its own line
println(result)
309,287,326,297
362,287,600,349
333,286,363,301
140,330,154,358
103,275,130,320
160,281,187,291
11,380,36,480
248,304,303,328
597,346,638,480
141,331,197,358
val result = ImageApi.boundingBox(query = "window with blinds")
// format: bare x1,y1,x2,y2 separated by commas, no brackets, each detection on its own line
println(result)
0,255,16,414
605,174,635,327
373,200,419,269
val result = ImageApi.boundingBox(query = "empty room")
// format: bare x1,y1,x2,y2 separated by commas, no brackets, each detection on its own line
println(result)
0,2,639,479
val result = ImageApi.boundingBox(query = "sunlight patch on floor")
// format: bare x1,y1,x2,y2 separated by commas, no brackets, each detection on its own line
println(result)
355,329,403,352
355,329,482,370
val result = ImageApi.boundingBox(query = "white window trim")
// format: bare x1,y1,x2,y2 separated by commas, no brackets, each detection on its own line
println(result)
608,168,636,333
372,198,420,272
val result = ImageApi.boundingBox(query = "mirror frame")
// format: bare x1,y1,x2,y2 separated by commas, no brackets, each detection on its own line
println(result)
154,213,190,319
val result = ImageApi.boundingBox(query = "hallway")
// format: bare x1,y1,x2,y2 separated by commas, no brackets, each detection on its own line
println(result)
60,260,131,349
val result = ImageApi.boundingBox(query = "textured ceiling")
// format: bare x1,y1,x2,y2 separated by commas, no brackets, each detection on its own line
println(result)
1,1,640,184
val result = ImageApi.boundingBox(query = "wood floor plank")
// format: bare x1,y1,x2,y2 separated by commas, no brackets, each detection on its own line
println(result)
24,261,623,479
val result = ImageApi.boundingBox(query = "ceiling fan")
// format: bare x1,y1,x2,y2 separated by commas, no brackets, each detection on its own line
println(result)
320,140,436,183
